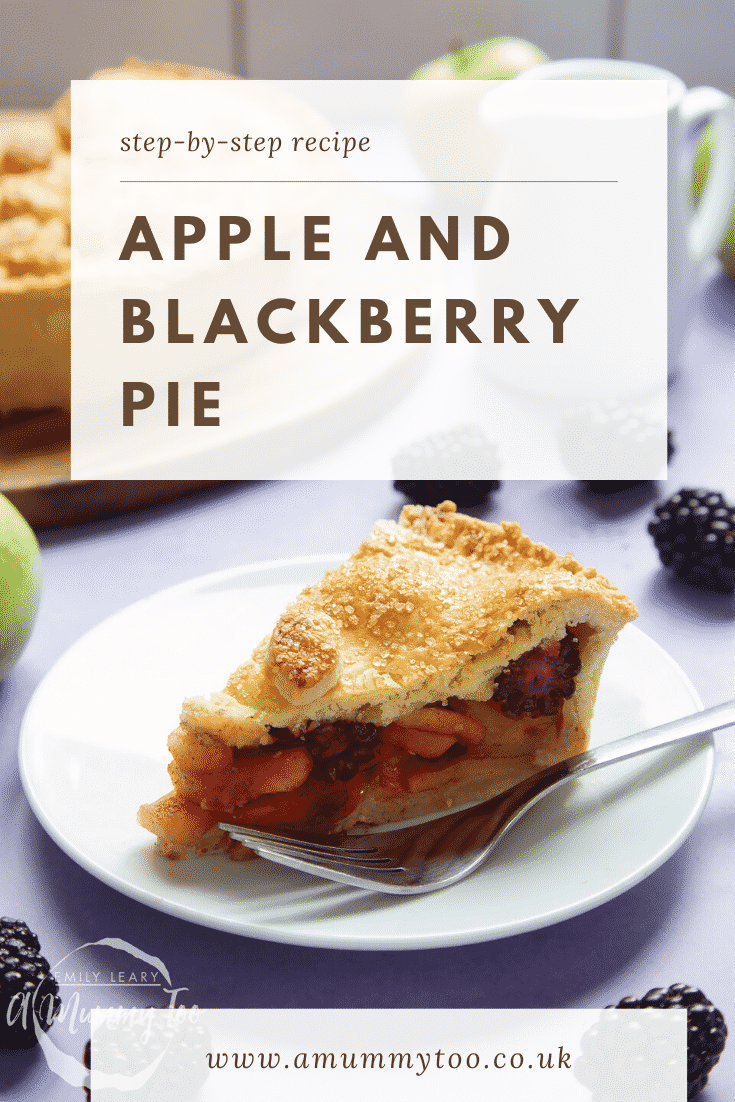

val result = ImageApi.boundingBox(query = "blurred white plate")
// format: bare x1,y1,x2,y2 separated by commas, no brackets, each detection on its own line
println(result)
19,556,713,950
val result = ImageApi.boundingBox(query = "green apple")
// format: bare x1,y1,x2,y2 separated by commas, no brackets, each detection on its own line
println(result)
404,37,549,204
411,37,549,82
0,495,42,682
692,122,735,277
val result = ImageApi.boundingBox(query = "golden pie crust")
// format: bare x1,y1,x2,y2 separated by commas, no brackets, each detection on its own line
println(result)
138,501,638,860
0,58,236,414
0,114,70,410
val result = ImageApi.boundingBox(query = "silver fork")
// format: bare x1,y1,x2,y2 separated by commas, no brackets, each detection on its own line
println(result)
220,699,734,894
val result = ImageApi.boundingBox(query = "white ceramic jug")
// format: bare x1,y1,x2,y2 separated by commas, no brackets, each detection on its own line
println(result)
513,59,735,365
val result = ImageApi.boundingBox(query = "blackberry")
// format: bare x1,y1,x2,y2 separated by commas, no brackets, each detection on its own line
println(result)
0,917,61,1049
584,480,649,494
581,431,675,494
607,984,727,1099
393,481,500,507
492,629,581,718
558,400,666,479
84,1009,210,1102
648,488,735,592
270,721,381,782
309,721,380,783
391,424,500,482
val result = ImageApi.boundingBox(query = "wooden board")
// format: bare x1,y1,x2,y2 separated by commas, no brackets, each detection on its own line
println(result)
5,478,232,529
0,408,228,528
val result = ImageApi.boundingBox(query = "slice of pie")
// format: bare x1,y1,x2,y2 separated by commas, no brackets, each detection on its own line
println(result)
138,501,637,860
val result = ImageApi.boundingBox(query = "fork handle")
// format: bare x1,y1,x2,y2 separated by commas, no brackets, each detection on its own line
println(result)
567,697,735,777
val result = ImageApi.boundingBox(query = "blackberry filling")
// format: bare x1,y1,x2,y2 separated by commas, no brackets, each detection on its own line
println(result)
266,630,584,797
492,628,581,719
270,721,381,782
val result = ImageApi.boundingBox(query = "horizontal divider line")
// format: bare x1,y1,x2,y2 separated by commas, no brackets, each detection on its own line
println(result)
118,179,619,184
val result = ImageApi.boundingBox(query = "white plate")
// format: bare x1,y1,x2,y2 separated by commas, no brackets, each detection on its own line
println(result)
19,556,714,951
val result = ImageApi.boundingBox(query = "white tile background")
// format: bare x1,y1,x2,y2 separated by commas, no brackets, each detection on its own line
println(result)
2,0,734,105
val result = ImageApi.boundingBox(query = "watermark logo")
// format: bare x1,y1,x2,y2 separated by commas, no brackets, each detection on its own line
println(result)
22,937,203,1094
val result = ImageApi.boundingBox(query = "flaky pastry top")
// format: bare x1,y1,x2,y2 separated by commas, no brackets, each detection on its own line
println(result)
0,117,70,289
205,502,637,741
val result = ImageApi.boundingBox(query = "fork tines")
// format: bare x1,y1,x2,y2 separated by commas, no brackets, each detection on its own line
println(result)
219,823,399,869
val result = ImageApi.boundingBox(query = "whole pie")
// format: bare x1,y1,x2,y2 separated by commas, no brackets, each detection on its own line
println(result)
0,113,70,411
0,58,235,415
138,501,638,860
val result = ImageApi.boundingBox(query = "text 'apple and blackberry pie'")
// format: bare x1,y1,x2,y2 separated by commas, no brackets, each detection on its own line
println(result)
138,502,638,860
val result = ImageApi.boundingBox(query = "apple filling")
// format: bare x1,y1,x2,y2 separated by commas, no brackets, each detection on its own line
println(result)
139,626,586,856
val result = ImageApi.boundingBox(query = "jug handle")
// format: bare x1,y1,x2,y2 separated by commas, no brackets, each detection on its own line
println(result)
681,86,735,265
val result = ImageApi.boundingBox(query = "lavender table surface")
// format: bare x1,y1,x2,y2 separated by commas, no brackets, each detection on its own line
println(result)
2,271,735,1100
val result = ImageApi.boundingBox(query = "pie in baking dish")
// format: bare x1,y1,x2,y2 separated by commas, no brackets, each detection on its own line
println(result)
137,501,638,860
